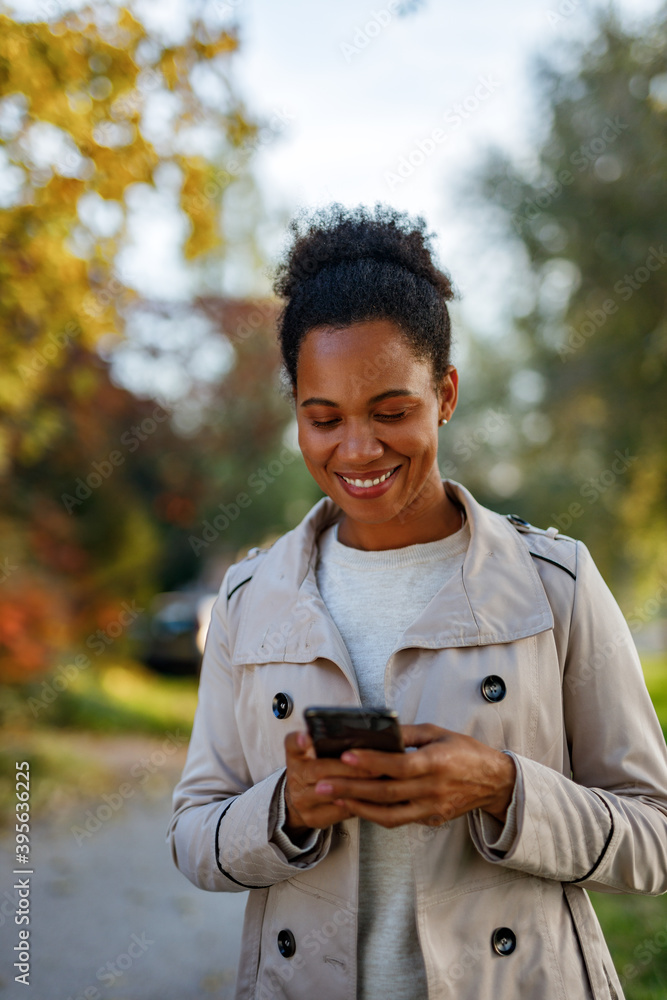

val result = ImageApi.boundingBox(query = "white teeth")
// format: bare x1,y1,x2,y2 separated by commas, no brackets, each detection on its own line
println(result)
341,467,397,487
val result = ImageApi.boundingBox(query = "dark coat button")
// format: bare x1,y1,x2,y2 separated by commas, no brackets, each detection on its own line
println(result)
272,692,293,719
277,929,296,958
481,675,506,703
491,927,516,955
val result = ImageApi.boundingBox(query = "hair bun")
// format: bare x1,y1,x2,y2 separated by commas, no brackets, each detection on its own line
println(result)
273,202,454,301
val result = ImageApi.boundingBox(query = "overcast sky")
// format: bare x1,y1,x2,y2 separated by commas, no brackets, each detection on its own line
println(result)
126,0,663,341
7,0,661,395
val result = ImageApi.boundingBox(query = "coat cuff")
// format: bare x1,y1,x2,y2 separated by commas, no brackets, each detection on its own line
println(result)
215,768,333,888
468,752,613,880
270,771,327,861
472,751,522,856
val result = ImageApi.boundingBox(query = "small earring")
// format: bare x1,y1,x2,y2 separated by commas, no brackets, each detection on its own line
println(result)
439,418,448,426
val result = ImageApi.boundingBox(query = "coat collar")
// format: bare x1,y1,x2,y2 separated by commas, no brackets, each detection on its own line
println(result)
230,479,554,674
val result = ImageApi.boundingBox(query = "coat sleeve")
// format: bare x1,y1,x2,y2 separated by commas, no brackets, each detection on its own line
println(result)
165,568,332,892
468,539,667,894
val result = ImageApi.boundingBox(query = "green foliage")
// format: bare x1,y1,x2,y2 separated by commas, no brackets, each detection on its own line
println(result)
464,4,667,600
591,892,667,1000
2,659,197,734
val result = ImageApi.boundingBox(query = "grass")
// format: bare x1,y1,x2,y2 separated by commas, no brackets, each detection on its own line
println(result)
590,892,667,1000
4,659,198,735
580,651,667,1000
0,661,198,826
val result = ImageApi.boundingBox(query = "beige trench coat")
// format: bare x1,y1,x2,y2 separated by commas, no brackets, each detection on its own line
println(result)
167,479,667,1000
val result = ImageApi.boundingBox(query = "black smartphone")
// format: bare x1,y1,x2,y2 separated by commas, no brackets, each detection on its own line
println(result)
304,706,404,759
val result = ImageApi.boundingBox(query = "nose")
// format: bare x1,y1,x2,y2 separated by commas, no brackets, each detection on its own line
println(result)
336,418,384,466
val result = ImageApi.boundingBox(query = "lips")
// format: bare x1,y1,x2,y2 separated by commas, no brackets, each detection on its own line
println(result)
334,465,401,498
336,466,399,487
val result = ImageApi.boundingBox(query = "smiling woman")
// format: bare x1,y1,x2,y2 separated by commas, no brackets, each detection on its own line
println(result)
292,317,460,549
167,203,667,1000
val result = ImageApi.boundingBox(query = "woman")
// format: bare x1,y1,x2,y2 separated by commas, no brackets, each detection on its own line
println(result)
167,204,667,1000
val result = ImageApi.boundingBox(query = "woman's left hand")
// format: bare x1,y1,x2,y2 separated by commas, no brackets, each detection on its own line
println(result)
314,723,516,829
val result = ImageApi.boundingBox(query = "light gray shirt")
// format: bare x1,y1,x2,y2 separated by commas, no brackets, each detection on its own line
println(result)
271,511,519,998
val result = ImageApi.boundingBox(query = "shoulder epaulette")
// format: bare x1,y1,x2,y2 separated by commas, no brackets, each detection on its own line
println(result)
505,513,577,580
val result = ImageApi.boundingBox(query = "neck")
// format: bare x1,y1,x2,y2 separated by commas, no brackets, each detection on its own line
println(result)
336,480,464,551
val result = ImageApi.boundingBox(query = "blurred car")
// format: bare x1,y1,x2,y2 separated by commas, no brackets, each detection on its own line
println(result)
133,589,217,675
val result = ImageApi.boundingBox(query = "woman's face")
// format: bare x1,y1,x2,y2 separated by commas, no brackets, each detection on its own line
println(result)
293,318,459,548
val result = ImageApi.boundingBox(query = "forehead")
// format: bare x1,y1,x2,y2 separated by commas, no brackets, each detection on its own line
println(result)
296,319,431,392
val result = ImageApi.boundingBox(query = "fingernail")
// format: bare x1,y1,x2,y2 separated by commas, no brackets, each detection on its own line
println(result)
297,732,308,748
315,782,333,794
341,752,358,764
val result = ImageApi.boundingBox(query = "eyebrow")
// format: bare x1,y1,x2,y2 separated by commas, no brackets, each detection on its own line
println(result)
300,389,416,408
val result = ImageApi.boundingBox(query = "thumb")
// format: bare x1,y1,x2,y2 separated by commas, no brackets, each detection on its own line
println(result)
297,730,316,758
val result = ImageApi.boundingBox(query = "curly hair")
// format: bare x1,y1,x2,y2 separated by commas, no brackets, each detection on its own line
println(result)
272,202,456,397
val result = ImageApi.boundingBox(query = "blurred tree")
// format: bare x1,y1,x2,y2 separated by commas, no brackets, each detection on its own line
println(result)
184,297,324,566
0,2,287,683
464,3,667,603
0,297,323,684
0,1,258,468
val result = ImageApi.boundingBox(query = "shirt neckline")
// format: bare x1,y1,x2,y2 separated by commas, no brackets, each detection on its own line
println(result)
317,513,470,571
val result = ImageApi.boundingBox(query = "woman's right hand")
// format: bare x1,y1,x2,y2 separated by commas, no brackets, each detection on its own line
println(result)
283,730,374,840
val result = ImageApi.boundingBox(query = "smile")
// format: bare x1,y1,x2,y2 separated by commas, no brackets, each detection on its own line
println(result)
336,466,400,489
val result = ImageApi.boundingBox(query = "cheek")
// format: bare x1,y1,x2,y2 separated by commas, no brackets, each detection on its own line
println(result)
396,427,438,461
298,428,329,466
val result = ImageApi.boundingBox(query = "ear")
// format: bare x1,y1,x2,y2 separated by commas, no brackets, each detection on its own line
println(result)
438,365,458,424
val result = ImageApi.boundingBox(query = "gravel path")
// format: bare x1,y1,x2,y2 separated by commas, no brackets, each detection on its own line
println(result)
0,734,247,1000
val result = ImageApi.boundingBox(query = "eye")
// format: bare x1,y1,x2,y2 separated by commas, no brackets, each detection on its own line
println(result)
309,411,407,429
376,411,406,421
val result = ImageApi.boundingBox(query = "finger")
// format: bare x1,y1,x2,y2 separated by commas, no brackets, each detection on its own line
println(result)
338,746,425,780
400,723,451,748
292,798,357,829
316,776,428,804
284,730,316,761
337,797,457,828
288,758,377,803
336,798,423,828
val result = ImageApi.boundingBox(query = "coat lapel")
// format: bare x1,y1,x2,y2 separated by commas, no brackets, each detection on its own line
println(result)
230,479,554,674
